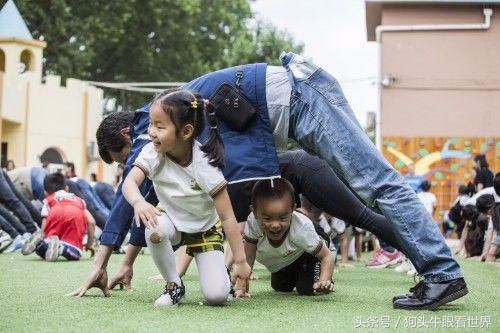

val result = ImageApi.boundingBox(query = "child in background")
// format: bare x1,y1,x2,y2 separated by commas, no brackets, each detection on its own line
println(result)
21,173,95,261
243,178,334,296
458,195,495,258
483,203,499,262
446,185,471,239
417,181,437,217
122,90,250,307
298,195,338,261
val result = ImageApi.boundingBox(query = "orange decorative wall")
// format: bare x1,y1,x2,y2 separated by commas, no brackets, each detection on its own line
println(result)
382,137,500,222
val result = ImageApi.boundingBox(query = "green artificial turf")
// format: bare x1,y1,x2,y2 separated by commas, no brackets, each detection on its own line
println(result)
0,250,498,333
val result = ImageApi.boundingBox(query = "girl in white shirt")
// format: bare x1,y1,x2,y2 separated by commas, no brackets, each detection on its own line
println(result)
123,89,250,306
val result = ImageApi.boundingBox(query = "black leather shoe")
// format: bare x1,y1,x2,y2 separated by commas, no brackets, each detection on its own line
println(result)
393,278,468,310
392,280,425,303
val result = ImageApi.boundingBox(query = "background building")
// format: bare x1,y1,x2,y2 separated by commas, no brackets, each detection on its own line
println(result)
0,0,113,180
366,0,500,221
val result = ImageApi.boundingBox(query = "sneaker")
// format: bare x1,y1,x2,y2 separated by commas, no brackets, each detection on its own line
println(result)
113,246,126,254
21,232,32,241
407,267,418,277
45,236,60,262
21,230,45,255
366,248,402,269
339,262,354,268
4,235,26,253
394,258,413,273
154,280,185,307
0,231,13,253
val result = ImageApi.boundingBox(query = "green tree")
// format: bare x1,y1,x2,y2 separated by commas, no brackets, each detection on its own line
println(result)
9,0,303,110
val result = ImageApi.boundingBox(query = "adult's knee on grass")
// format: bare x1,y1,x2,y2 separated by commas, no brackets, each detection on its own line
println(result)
271,279,295,293
296,283,315,296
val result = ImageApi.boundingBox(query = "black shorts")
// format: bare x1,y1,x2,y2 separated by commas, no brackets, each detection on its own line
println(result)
271,225,330,295
227,180,258,222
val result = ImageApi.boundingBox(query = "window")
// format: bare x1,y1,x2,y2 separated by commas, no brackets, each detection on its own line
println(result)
0,49,5,72
40,147,64,164
19,49,34,73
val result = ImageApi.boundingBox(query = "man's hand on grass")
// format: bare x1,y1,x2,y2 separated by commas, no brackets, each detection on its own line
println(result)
108,265,133,291
66,267,110,297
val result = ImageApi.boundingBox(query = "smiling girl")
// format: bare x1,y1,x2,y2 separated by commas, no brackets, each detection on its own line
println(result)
122,89,250,306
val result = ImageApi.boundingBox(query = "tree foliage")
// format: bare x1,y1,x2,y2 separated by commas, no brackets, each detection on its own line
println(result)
9,0,303,110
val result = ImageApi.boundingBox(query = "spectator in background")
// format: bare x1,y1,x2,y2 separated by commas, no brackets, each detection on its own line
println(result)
445,185,471,238
1,170,42,226
457,195,495,258
473,154,494,192
88,172,116,209
92,173,116,210
0,170,40,235
464,173,500,207
63,162,109,230
404,164,424,193
90,173,98,187
0,167,46,253
63,162,109,215
417,181,437,217
112,164,124,191
21,173,96,261
7,166,48,203
93,178,115,209
64,180,106,231
5,160,15,172
0,229,13,252
41,159,50,171
483,202,499,262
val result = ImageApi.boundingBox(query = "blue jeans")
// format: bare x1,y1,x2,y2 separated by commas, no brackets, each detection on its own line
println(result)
94,182,116,210
30,167,47,202
0,171,38,233
278,150,403,253
280,52,462,283
75,179,110,215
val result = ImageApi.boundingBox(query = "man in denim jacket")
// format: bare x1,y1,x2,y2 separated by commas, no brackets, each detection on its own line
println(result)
71,53,466,310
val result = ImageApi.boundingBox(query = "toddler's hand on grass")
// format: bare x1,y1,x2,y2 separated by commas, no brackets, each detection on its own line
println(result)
234,288,251,298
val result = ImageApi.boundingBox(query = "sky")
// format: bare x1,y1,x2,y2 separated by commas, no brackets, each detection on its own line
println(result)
251,0,379,126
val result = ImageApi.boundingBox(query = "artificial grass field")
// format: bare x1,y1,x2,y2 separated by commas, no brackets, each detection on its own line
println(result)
1,250,498,333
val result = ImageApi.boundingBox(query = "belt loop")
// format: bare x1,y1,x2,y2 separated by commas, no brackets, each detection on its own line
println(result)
280,51,299,93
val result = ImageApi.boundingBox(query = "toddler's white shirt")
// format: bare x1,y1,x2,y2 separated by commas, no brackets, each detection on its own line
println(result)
244,211,323,273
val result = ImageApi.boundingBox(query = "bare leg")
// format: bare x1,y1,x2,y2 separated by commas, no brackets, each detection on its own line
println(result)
177,248,193,278
339,234,353,268
355,233,363,261
485,244,498,262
